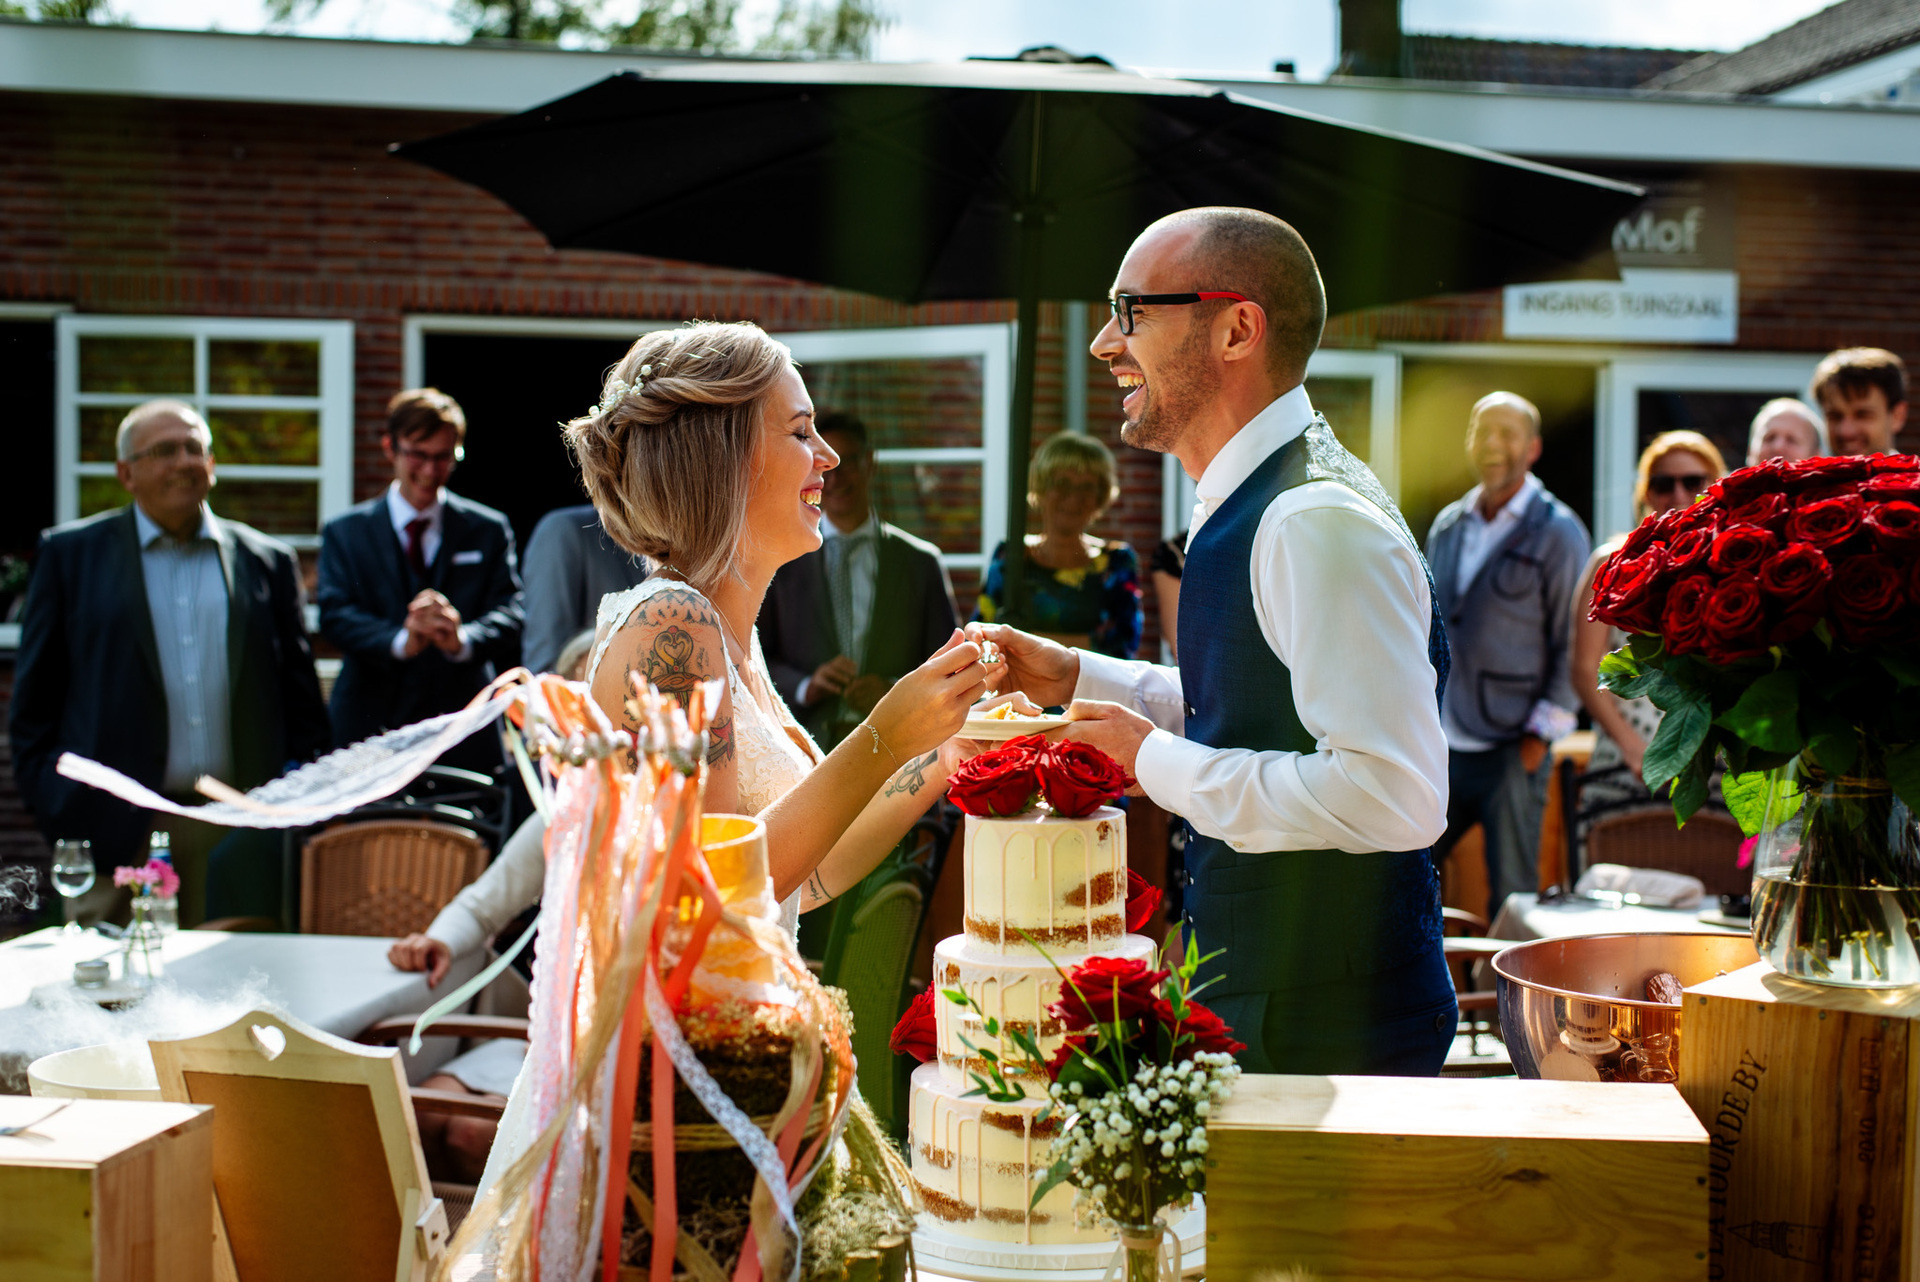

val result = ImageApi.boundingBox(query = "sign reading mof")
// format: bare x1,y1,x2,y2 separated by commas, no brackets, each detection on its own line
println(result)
1504,176,1738,344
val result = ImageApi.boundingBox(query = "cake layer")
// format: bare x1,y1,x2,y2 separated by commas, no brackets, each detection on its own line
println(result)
934,933,1156,1088
962,806,1126,954
907,1062,1105,1246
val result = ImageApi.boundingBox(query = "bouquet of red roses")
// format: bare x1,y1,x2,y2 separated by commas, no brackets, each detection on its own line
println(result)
1591,452,1920,982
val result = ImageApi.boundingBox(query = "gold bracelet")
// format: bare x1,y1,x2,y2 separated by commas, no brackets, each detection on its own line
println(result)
863,723,898,766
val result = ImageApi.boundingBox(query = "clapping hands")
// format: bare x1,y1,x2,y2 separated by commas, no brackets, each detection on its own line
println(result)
403,590,465,658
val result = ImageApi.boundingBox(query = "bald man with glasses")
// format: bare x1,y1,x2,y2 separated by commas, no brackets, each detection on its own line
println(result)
10,400,329,924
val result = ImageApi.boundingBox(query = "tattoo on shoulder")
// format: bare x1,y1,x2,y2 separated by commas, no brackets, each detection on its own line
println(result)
619,589,724,717
805,870,831,905
882,750,938,799
706,713,734,766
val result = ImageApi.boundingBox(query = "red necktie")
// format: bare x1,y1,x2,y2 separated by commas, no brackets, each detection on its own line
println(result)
405,516,430,577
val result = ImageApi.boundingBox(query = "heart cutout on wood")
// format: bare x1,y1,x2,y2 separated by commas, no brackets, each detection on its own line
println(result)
248,1024,287,1061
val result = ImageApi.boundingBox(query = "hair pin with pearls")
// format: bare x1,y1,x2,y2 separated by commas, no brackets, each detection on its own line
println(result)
592,364,653,417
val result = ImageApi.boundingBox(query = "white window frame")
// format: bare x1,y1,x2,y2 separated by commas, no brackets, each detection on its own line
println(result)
402,315,1013,573
1598,352,1822,539
1160,347,1403,541
56,314,354,549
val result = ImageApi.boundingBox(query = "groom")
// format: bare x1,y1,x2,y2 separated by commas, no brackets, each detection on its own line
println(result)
973,207,1455,1076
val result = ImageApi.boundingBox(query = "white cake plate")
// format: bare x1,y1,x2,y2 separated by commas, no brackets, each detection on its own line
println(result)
911,1198,1205,1281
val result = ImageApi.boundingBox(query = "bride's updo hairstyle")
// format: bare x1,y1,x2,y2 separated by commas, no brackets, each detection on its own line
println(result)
564,321,794,587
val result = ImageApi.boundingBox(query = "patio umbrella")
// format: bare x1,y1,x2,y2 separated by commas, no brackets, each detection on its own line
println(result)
397,61,1641,616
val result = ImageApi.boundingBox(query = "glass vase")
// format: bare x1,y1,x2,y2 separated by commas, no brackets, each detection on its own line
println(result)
1115,1224,1164,1282
1751,753,1920,988
122,896,164,984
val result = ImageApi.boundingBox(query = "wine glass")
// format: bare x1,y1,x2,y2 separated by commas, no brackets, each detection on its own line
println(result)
51,840,94,936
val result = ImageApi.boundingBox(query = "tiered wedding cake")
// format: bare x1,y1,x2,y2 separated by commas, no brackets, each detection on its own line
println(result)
908,800,1154,1246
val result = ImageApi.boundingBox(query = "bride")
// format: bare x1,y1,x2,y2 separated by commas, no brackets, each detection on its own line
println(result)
476,320,991,1191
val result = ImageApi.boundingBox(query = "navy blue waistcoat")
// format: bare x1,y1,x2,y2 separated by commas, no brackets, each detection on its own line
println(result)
1178,418,1448,996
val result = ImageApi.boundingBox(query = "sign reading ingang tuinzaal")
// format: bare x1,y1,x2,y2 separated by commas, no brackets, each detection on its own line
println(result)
1503,268,1739,344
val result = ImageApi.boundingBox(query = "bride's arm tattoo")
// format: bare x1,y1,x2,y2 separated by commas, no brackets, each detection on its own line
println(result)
804,869,832,905
882,750,938,799
619,587,736,766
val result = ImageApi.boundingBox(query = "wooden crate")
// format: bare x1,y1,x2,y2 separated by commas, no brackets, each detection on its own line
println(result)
0,1097,213,1282
1208,1074,1708,1281
1678,961,1920,1281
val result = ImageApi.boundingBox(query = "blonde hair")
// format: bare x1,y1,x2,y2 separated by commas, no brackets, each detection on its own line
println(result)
1028,432,1119,513
562,322,794,587
1634,430,1728,515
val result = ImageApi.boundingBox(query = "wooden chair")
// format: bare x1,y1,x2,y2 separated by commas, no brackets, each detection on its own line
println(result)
300,819,489,937
147,1008,449,1282
1585,808,1748,898
1439,907,1505,1067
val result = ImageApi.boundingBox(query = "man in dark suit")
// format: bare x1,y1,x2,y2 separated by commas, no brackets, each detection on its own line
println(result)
10,400,330,925
759,412,959,748
318,389,524,770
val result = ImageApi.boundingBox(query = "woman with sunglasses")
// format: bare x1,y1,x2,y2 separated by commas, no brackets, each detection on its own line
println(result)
1570,430,1728,791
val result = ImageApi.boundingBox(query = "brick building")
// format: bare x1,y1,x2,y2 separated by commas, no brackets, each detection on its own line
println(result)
4,20,1920,905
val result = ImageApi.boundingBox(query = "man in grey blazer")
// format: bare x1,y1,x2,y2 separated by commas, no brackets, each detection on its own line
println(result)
519,504,649,675
759,413,959,748
1425,392,1589,918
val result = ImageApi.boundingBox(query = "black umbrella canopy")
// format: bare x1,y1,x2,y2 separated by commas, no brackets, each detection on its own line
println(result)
398,60,1640,312
398,60,1641,617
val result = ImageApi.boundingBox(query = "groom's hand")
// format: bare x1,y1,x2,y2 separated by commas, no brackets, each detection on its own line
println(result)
1062,699,1153,792
965,623,1078,706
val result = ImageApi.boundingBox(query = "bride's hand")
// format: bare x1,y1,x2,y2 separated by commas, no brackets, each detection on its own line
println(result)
865,630,988,760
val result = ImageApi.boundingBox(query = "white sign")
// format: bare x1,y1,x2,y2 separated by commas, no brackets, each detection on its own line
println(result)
1502,269,1739,344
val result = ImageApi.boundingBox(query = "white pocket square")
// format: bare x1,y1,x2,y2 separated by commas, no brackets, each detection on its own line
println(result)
452,550,485,566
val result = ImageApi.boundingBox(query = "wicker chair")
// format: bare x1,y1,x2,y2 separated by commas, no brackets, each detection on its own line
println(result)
300,819,490,937
1584,808,1749,898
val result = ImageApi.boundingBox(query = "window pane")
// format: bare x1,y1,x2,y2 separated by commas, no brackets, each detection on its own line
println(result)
800,356,984,451
206,409,320,466
1305,375,1373,464
79,336,194,394
208,480,319,534
874,461,980,558
79,405,132,462
208,340,321,397
78,475,125,518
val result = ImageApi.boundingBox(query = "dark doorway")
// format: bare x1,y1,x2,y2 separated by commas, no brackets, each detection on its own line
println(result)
2,321,56,563
1637,390,1797,474
420,332,637,551
1398,359,1598,547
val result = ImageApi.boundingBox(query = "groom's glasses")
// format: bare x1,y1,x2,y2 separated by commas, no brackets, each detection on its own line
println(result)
1110,291,1251,335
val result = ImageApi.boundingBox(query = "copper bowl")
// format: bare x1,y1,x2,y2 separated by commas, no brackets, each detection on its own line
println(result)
1493,932,1759,1083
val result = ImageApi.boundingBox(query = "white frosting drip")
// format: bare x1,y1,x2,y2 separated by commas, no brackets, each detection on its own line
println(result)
933,934,1156,1085
961,805,1127,954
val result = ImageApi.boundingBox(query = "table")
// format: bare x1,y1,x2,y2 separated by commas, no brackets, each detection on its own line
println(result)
1489,891,1747,942
0,927,487,1091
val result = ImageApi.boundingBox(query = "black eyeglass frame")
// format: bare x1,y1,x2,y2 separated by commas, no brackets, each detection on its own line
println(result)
1109,291,1252,335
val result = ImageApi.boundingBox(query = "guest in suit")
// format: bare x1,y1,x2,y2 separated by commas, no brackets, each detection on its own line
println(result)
1425,392,1590,919
10,400,329,925
519,504,648,674
759,412,959,748
318,389,524,770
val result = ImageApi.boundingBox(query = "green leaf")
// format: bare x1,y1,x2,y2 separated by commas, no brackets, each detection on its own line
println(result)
1598,650,1642,679
1715,670,1804,755
982,1016,1000,1037
1809,731,1859,779
1723,771,1772,838
1888,745,1920,814
1671,755,1711,827
1629,633,1665,661
1643,694,1712,800
1879,655,1920,688
1029,1157,1073,1210
941,988,970,1007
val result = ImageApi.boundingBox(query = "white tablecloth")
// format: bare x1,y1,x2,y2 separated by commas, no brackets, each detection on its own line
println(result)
0,927,487,1090
1489,892,1747,942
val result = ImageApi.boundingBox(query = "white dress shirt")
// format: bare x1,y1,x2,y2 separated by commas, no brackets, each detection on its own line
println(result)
385,481,472,662
1440,473,1576,752
795,510,878,705
1073,385,1448,855
135,504,232,792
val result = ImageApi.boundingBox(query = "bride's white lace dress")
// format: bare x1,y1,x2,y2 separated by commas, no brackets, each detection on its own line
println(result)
477,577,823,1195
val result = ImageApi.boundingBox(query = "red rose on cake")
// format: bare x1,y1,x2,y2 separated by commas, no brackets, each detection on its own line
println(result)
946,731,1131,817
1125,868,1162,932
1152,997,1247,1060
1039,739,1132,817
946,741,1042,817
889,987,938,1062
1051,955,1170,1030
